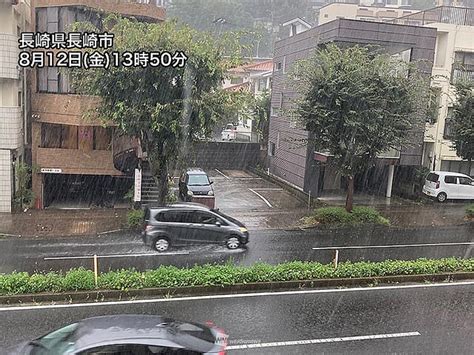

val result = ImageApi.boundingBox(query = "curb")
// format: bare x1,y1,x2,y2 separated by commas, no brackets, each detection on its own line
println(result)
1,272,472,305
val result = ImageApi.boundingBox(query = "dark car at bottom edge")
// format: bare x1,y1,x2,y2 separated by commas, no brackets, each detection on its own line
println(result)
9,314,228,354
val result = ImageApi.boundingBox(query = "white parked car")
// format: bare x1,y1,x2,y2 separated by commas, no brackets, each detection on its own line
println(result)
423,171,474,202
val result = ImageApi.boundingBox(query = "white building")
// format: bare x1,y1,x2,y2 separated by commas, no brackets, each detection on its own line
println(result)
395,6,474,176
0,0,31,212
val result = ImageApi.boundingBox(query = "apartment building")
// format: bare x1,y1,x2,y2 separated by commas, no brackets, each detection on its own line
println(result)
394,6,474,176
268,18,436,197
31,0,165,209
318,2,419,25
0,0,32,213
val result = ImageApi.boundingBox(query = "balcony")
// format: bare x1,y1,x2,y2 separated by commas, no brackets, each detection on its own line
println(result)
0,107,22,150
34,0,166,22
0,34,19,80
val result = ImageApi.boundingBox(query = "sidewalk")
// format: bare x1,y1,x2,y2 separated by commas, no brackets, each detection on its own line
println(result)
0,208,128,238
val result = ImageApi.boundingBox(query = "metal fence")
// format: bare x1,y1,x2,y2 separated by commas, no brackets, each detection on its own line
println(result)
392,6,474,26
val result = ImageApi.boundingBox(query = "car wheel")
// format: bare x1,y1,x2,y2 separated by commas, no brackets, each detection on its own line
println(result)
226,236,241,250
437,192,447,203
152,237,170,252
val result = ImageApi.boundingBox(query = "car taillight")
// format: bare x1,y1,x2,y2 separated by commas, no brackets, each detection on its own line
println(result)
436,181,440,189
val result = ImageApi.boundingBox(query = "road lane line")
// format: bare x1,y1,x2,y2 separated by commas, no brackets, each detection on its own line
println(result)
226,332,421,350
312,242,474,250
251,188,283,191
1,281,472,312
249,188,273,208
214,169,230,179
44,252,190,260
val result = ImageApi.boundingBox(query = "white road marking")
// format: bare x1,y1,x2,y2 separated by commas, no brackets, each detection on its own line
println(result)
226,332,421,350
251,188,283,191
44,251,190,260
248,188,273,208
312,242,474,250
0,281,472,312
214,169,230,179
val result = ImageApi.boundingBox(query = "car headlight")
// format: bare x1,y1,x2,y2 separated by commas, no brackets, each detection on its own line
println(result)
187,190,194,196
208,190,214,196
239,227,248,233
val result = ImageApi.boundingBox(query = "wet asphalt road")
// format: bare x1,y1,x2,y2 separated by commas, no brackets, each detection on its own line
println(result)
1,281,473,353
0,224,472,274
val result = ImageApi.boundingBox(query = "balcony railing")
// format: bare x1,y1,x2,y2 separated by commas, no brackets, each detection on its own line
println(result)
0,34,20,80
392,6,474,26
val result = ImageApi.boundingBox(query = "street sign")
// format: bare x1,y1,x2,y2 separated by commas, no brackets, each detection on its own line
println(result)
40,168,62,174
134,168,142,202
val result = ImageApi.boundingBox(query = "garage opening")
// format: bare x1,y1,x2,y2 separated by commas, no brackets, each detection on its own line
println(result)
43,174,133,208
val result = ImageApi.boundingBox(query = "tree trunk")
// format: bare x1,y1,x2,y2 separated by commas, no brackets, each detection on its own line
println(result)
345,176,354,213
148,148,169,206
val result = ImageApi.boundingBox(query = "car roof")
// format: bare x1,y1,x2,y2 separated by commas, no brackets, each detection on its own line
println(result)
186,168,207,175
145,202,211,211
431,171,471,177
74,315,218,352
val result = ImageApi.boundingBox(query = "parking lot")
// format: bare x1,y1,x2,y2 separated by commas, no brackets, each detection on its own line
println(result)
205,169,308,229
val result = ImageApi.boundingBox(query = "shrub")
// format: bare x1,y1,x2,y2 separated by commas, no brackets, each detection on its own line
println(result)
62,268,95,291
0,258,472,295
466,204,474,218
313,206,389,226
127,209,144,229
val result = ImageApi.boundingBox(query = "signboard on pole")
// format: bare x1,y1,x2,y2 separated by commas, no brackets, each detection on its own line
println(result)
134,168,142,202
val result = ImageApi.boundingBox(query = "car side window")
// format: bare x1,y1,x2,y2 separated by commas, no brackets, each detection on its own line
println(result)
444,176,457,184
157,211,192,223
79,344,158,355
459,177,473,185
192,211,218,224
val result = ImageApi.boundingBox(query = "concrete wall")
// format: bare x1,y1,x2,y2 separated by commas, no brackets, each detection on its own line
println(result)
186,142,261,170
0,150,12,213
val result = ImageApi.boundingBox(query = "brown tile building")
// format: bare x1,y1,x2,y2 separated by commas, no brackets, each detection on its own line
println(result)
268,19,437,197
30,0,165,208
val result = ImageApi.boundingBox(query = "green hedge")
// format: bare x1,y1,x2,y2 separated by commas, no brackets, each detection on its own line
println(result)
466,204,474,218
306,206,390,226
0,258,472,295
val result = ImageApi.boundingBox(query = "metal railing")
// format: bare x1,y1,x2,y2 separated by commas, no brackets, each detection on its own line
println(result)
392,6,474,26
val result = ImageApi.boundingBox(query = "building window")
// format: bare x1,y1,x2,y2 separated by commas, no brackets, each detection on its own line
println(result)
443,107,454,140
37,68,74,94
275,62,282,71
452,52,474,83
230,77,244,85
268,142,276,156
93,127,113,150
41,124,78,149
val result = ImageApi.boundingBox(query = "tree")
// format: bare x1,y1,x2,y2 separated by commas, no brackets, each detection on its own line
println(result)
71,15,245,204
450,80,474,175
293,44,429,212
253,90,271,146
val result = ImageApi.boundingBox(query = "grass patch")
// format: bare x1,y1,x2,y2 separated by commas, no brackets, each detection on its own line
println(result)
466,204,474,219
0,258,472,295
301,206,389,227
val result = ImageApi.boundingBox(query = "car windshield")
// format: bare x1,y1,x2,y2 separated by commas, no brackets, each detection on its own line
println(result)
3,1,474,354
188,174,210,186
30,323,78,355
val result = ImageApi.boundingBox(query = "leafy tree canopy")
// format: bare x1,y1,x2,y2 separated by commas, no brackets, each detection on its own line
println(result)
71,15,247,203
292,44,430,211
